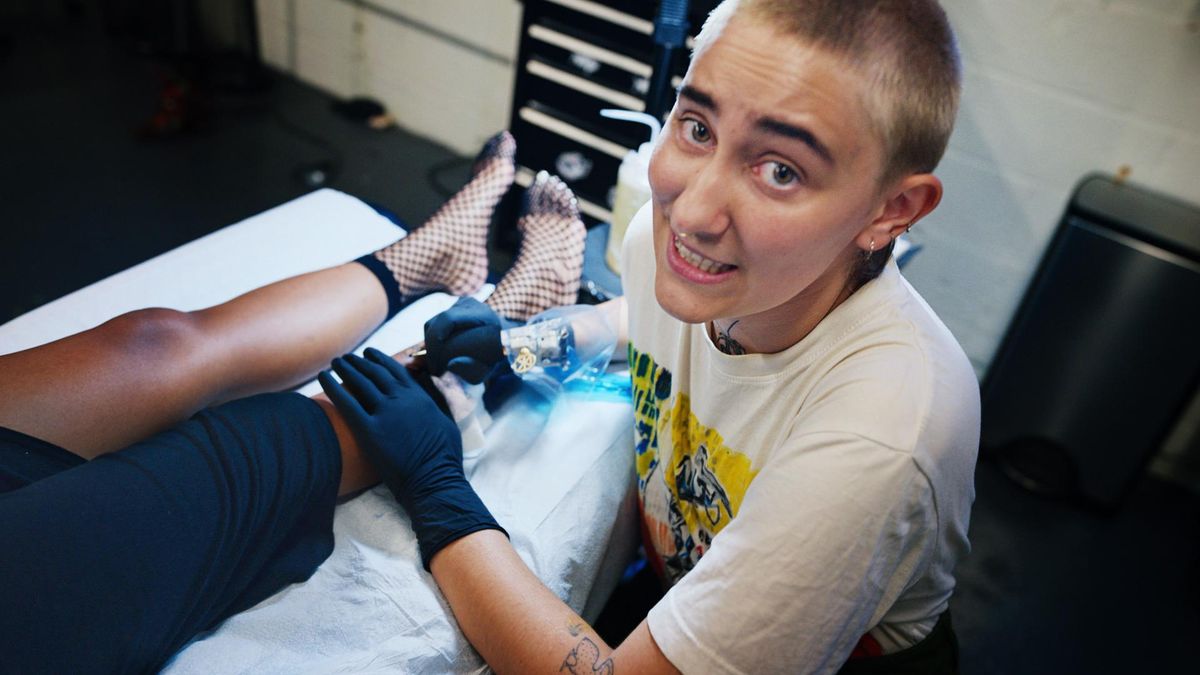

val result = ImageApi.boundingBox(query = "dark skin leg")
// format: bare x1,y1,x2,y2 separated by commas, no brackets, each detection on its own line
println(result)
312,395,378,496
0,262,387,495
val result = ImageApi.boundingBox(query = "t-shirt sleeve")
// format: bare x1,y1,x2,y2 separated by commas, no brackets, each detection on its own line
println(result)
645,431,938,675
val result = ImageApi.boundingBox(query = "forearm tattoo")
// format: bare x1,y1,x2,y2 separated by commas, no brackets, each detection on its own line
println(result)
560,636,614,675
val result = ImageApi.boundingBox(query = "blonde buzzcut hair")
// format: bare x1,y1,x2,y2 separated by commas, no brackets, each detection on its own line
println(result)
693,0,962,185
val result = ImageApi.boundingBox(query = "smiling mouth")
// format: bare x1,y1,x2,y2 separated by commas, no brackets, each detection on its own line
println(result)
673,234,736,274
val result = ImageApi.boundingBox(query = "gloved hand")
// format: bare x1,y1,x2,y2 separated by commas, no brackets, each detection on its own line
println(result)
319,347,506,569
423,297,513,384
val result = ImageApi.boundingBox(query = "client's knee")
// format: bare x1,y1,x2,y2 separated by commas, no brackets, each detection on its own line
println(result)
100,308,202,362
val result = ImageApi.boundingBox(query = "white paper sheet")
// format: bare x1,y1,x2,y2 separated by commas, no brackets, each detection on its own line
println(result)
0,189,637,673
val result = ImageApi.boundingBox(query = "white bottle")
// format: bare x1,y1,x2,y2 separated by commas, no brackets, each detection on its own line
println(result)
600,109,661,274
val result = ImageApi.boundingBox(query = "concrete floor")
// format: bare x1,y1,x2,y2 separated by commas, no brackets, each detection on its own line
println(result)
0,5,477,325
2,6,1197,674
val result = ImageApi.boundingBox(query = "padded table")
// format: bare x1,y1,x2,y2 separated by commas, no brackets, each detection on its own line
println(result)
0,188,637,673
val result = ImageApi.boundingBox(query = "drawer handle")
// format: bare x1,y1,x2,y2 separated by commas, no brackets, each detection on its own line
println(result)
555,151,594,182
518,106,630,160
528,24,652,78
544,0,653,35
570,53,602,75
526,60,644,111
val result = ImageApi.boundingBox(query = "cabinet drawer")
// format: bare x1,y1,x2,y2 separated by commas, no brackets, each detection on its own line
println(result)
521,59,654,147
537,0,654,59
514,108,622,211
549,0,657,21
526,22,653,105
504,0,723,234
524,55,643,115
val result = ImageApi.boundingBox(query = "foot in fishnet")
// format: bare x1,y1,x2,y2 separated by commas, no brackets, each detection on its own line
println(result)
372,130,516,299
486,171,585,321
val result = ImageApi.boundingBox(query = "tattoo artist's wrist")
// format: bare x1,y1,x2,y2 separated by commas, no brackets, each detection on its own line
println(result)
409,478,507,571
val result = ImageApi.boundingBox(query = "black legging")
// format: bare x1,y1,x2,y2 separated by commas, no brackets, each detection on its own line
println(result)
0,393,341,673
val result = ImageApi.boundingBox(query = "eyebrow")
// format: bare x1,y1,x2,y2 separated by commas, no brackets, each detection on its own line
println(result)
756,117,834,166
678,84,717,111
677,84,835,167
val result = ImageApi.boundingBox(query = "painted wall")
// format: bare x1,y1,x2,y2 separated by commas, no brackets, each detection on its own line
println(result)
256,0,1200,375
254,0,521,156
907,0,1200,374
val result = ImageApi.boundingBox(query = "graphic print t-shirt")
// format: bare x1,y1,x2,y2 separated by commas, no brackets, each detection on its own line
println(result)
620,204,980,674
630,348,759,583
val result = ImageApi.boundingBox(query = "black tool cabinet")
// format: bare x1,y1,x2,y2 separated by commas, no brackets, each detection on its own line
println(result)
501,0,716,244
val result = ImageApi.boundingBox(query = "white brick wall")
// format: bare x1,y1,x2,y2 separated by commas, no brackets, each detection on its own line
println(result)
255,0,1199,375
254,0,521,156
906,0,1200,374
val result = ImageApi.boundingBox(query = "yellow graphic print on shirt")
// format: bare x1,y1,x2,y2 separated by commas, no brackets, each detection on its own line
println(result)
630,344,670,489
630,346,759,582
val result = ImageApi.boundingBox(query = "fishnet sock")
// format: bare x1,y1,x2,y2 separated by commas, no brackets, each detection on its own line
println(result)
486,171,585,321
372,131,516,298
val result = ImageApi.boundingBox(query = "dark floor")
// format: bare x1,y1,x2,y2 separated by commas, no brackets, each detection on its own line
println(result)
3,8,1198,675
0,5,493,325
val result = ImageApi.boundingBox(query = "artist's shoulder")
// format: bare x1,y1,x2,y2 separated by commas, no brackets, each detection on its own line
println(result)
800,288,978,461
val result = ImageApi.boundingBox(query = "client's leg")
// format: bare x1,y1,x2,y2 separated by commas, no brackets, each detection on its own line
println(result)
363,131,516,312
485,171,586,322
0,392,344,673
0,132,517,459
330,172,587,497
0,264,389,458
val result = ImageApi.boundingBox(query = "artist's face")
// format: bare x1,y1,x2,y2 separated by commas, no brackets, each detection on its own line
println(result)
649,16,889,337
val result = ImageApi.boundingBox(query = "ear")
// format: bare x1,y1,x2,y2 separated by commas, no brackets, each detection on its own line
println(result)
854,174,943,252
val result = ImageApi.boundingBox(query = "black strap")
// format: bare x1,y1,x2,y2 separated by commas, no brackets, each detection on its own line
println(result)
836,611,960,675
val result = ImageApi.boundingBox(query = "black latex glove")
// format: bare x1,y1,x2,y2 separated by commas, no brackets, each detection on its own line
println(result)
318,347,506,569
423,297,514,384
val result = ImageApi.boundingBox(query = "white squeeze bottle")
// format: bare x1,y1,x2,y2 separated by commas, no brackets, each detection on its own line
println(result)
600,109,661,274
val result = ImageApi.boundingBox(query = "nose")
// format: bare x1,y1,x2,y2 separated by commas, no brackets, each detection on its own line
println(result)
670,155,732,240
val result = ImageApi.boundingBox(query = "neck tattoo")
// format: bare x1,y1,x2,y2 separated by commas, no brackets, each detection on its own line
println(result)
712,319,747,355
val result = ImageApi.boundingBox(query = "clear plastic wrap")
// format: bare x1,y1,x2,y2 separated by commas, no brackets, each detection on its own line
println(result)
500,304,619,398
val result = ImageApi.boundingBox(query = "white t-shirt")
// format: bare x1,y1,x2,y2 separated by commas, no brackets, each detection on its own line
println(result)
620,205,979,675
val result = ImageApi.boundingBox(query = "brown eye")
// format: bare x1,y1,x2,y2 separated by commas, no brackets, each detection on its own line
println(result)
772,163,794,184
689,120,711,143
